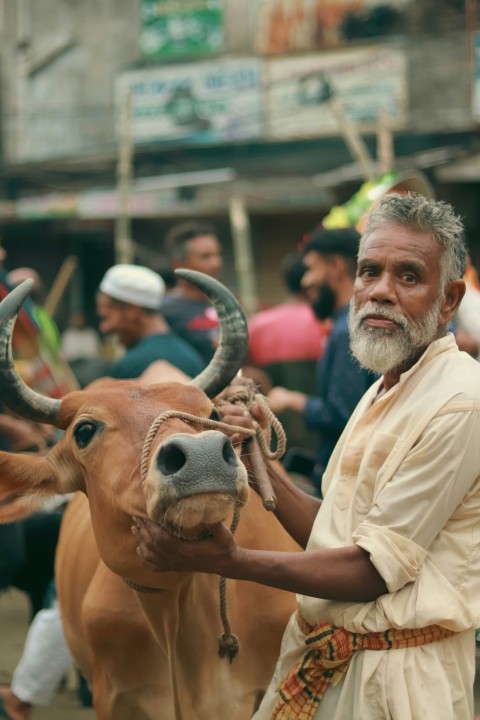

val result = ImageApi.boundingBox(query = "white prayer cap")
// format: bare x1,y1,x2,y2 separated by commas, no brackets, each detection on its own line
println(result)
99,264,165,310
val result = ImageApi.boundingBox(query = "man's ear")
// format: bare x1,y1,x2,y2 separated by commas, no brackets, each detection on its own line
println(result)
125,304,143,322
329,255,345,281
439,279,466,326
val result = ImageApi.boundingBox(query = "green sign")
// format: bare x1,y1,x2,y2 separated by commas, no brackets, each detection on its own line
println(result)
140,0,224,59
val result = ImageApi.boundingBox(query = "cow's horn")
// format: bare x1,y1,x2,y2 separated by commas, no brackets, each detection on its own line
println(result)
0,279,62,424
175,269,248,399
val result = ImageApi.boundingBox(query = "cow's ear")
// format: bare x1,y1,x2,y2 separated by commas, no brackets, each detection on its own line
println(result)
0,452,66,523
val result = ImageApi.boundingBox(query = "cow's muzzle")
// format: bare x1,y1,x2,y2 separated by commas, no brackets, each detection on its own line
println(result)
144,430,248,526
157,431,238,480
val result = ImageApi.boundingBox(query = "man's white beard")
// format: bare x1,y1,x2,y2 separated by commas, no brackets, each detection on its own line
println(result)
349,296,442,375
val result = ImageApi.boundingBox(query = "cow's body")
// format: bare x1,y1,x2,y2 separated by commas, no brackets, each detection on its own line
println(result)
0,271,301,720
57,486,298,720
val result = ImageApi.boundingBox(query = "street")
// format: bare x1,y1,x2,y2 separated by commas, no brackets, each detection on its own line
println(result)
0,589,94,720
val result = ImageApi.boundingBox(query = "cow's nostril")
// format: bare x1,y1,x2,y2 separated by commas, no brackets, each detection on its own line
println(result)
222,438,237,468
157,444,187,476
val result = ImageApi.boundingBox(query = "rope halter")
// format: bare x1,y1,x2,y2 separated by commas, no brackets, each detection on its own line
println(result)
134,377,287,662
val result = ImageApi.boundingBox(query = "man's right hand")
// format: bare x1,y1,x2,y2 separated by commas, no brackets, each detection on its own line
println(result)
268,387,307,415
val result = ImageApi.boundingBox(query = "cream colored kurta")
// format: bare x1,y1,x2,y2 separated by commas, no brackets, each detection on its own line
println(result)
254,335,480,720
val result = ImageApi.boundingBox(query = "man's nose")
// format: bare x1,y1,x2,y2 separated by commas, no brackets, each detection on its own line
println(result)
368,273,397,303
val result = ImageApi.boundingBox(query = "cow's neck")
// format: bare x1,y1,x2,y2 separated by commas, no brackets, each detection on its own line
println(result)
127,560,239,662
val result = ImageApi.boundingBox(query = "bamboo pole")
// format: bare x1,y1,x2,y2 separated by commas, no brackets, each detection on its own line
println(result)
328,96,377,182
115,87,135,264
377,108,395,175
44,255,78,318
229,196,258,318
466,0,477,110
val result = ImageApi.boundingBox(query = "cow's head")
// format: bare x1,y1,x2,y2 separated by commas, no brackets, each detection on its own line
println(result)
0,270,250,584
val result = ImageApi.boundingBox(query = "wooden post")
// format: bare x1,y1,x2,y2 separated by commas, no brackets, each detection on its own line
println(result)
115,87,135,264
466,0,477,104
44,255,78,318
15,0,30,161
329,96,377,182
228,196,258,318
377,108,395,175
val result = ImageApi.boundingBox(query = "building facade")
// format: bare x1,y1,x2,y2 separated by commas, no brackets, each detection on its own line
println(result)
0,0,479,326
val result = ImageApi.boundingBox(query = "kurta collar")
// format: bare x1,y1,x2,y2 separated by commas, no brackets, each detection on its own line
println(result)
395,333,458,386
365,333,458,405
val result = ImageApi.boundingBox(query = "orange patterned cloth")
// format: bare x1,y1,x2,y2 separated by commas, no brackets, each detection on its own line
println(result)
272,612,456,719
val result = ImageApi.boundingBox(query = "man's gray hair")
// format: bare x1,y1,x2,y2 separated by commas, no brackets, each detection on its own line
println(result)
362,193,467,288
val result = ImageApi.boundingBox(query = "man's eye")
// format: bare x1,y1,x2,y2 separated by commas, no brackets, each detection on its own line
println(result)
360,268,375,278
74,422,98,449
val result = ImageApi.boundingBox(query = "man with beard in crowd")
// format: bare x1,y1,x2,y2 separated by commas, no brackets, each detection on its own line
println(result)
268,227,376,496
133,193,480,720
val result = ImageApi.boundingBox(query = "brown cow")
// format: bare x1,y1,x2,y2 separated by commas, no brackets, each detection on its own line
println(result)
0,271,299,720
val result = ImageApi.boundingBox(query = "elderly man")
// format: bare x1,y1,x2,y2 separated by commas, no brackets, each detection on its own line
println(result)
133,193,480,719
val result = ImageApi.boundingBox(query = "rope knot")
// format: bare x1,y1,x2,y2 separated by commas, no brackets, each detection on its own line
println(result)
218,631,240,663
216,376,286,461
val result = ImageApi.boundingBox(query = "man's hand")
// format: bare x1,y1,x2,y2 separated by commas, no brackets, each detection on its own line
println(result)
132,517,241,576
216,402,268,445
267,387,307,415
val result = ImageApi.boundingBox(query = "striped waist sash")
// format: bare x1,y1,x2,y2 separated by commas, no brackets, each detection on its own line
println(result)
272,612,456,719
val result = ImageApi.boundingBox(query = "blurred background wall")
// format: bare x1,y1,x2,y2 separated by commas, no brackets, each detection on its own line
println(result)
0,0,478,329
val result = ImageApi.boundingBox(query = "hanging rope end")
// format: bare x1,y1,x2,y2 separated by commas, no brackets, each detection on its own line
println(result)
218,632,240,663
263,496,277,511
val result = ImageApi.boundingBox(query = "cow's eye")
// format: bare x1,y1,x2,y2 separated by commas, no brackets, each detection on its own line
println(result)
73,422,98,449
209,408,220,422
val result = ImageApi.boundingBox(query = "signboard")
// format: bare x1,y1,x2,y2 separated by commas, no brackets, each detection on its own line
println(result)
253,0,409,54
140,0,224,59
78,189,177,218
17,194,79,219
7,190,178,220
265,45,407,140
116,58,264,145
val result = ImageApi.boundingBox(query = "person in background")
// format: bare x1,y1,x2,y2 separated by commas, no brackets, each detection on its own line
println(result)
267,227,376,496
61,311,101,364
0,264,78,720
245,252,329,455
60,311,111,388
133,192,480,720
0,590,74,720
6,268,61,359
0,266,63,622
453,254,480,360
160,221,222,364
97,263,205,379
5,267,75,398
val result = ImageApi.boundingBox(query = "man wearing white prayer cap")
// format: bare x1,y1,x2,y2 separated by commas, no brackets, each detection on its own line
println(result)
96,264,205,379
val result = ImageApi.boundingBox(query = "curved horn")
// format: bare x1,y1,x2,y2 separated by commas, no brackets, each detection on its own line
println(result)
0,280,62,424
175,269,248,399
